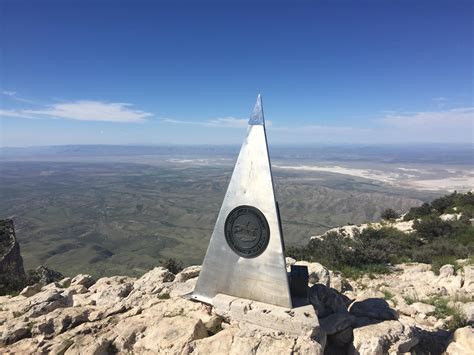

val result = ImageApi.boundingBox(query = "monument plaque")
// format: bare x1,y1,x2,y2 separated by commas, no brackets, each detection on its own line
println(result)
225,205,270,258
192,94,292,308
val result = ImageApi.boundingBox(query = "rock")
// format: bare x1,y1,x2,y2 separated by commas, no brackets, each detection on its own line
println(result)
349,298,398,321
410,302,436,316
330,272,353,293
132,267,174,294
461,302,474,323
352,320,418,355
463,265,474,293
309,284,351,318
133,316,208,353
65,336,111,355
285,257,296,268
320,312,355,335
213,294,321,338
88,276,133,307
439,264,455,278
174,265,201,283
58,277,72,288
28,265,63,285
330,327,353,346
70,274,95,288
33,306,90,336
0,321,31,346
445,326,474,355
190,325,323,355
295,261,330,286
25,288,72,318
19,283,42,297
169,278,197,297
0,219,26,294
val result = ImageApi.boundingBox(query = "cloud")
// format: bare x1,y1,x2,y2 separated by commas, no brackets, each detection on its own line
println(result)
0,109,37,119
270,124,371,134
1,90,37,104
382,107,473,128
432,97,449,102
162,116,259,128
1,101,152,123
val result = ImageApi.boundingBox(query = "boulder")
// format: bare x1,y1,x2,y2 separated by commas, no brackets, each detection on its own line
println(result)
133,316,208,353
349,298,398,321
70,274,95,288
409,302,436,316
463,265,474,293
295,261,330,286
25,288,73,318
461,302,474,323
330,327,353,347
285,257,296,268
445,326,474,355
88,276,133,307
132,267,174,294
329,272,353,293
439,264,455,278
320,312,355,335
309,284,351,318
174,265,201,283
352,320,418,355
190,325,323,355
0,320,31,346
169,278,197,297
19,283,42,298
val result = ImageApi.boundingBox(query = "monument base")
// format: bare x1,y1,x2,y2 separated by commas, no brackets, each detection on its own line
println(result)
212,294,320,338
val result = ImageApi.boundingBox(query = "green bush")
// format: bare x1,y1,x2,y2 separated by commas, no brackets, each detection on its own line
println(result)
287,192,474,280
403,203,434,221
381,208,400,221
160,258,183,274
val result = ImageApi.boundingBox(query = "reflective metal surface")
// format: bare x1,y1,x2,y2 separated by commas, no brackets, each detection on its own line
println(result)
192,95,292,308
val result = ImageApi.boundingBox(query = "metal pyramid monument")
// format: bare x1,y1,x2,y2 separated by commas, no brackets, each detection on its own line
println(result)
192,95,292,308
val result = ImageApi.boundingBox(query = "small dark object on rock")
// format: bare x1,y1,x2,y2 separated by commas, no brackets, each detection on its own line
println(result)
160,258,184,275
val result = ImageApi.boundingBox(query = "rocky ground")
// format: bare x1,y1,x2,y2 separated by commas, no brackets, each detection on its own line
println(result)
0,261,473,354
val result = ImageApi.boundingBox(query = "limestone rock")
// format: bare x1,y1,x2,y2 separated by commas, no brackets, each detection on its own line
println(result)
0,321,31,346
410,302,436,316
461,302,474,323
213,293,321,339
169,277,197,297
133,316,208,353
439,264,455,278
285,257,296,268
295,261,330,286
349,298,398,321
463,265,474,293
309,284,351,318
320,312,355,335
445,326,474,355
70,274,95,288
174,265,201,283
352,320,418,355
88,276,133,307
132,267,174,294
19,283,42,298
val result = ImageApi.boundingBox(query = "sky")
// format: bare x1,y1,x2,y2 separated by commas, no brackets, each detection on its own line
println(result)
0,0,472,147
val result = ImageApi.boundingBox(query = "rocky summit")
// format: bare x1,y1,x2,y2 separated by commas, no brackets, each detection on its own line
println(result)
1,260,473,354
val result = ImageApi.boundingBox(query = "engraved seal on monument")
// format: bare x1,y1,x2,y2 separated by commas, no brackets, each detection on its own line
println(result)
224,205,270,258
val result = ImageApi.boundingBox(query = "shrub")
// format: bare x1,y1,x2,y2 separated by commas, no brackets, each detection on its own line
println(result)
404,203,433,221
381,208,400,221
412,216,453,240
160,258,183,274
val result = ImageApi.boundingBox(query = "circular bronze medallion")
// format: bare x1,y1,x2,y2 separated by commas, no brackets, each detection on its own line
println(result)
224,205,270,258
